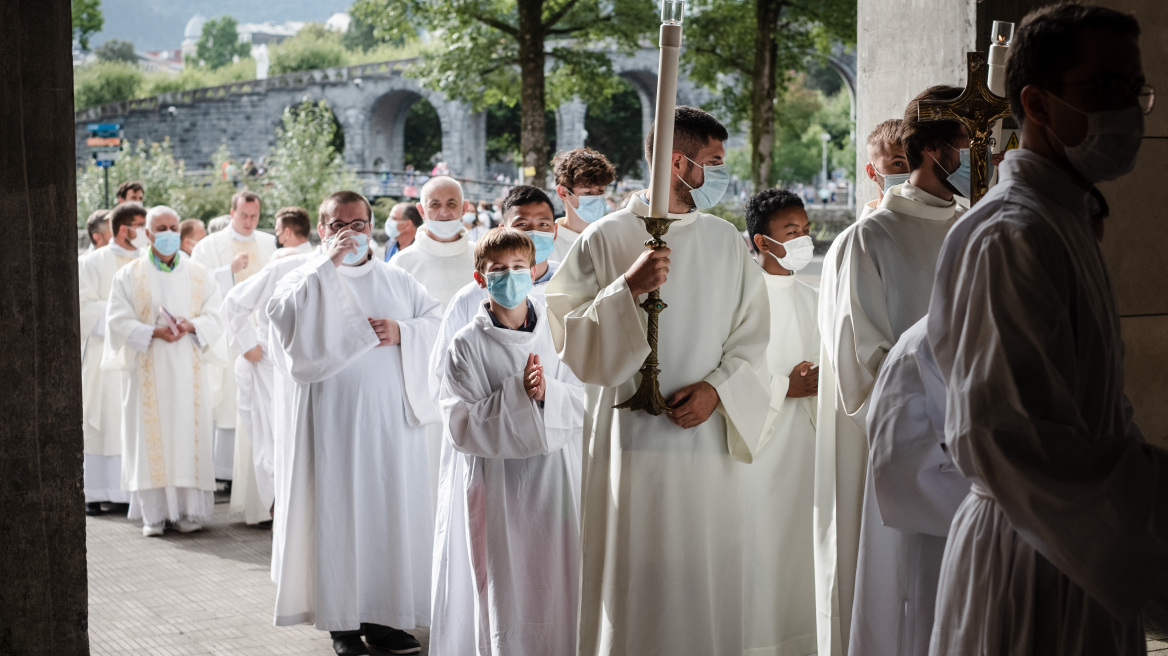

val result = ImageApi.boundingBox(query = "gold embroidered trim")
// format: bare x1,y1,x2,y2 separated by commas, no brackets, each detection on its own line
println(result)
131,258,168,489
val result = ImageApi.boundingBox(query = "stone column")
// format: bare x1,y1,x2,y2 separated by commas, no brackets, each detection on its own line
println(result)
0,1,91,654
555,97,588,152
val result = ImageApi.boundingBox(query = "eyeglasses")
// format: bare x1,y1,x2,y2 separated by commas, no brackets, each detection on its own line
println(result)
1064,77,1155,115
326,220,368,233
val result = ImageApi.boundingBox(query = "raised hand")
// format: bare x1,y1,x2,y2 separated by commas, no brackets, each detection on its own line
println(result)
524,353,545,402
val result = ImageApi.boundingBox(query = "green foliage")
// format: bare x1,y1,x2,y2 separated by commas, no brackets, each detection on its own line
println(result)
767,80,855,186
269,23,348,76
403,100,442,170
95,39,136,65
343,7,405,53
72,0,104,51
485,103,556,167
74,61,143,110
196,16,251,70
584,78,645,181
266,100,360,224
142,58,257,96
76,139,189,224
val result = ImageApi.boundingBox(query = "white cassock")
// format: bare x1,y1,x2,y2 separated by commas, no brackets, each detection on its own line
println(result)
551,225,581,262
191,224,277,516
102,253,223,524
267,253,441,631
221,252,318,524
815,180,962,656
270,241,314,262
927,149,1168,654
431,301,585,656
849,317,969,656
79,243,139,504
390,225,476,503
744,271,820,656
545,193,771,656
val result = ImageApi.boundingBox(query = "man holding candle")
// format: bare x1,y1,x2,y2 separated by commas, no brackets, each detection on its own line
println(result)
546,105,770,656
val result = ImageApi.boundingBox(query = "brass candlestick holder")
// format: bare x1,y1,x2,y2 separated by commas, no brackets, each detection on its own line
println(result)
614,214,678,416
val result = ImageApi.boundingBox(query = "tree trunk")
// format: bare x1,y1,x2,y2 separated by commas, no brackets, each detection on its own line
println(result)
517,0,548,188
750,0,781,191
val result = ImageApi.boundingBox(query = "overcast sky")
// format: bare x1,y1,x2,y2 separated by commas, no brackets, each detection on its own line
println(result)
91,0,352,52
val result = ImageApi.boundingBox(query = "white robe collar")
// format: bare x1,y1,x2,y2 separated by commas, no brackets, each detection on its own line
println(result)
471,298,544,347
763,270,797,289
336,254,378,278
627,192,700,227
227,224,256,242
414,226,472,257
109,243,137,258
879,181,959,221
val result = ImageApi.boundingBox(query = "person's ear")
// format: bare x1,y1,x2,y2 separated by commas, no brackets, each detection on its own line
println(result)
555,185,568,200
671,151,686,174
415,202,425,218
865,162,878,183
473,271,486,288
317,222,326,241
1020,84,1052,128
753,233,769,253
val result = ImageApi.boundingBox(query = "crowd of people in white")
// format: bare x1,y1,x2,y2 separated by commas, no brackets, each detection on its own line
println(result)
77,5,1165,656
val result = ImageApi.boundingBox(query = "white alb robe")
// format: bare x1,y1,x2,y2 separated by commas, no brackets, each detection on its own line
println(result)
270,241,314,262
927,149,1168,654
849,317,969,656
102,253,223,521
744,272,820,656
79,243,139,503
390,225,476,503
815,181,962,656
431,301,585,656
267,254,441,631
545,194,771,656
551,225,581,262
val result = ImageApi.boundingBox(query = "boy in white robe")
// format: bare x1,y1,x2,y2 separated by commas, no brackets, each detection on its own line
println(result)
851,317,968,656
267,191,440,656
815,85,969,656
743,188,821,655
103,206,222,536
432,228,585,656
80,203,144,514
928,6,1168,653
550,147,617,261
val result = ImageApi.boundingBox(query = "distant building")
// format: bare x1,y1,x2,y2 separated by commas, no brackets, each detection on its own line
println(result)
237,21,306,47
181,13,206,60
138,49,184,74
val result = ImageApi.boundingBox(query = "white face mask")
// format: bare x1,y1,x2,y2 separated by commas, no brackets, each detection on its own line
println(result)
425,218,464,240
130,231,149,251
1046,92,1145,183
764,234,814,272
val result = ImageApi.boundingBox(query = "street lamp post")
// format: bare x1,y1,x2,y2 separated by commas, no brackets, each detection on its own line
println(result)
820,132,831,200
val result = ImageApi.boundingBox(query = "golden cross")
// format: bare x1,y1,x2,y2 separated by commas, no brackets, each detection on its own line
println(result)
918,51,1012,205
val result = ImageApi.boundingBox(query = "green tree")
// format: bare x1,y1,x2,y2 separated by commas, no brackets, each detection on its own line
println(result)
351,0,657,187
95,39,136,64
74,61,142,110
684,0,856,190
269,23,348,75
584,78,645,181
403,99,442,170
196,16,251,70
76,139,189,222
72,0,103,51
266,100,360,224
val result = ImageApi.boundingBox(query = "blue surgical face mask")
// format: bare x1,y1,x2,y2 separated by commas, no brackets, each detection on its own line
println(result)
484,268,533,309
330,232,369,265
572,191,608,223
932,145,971,199
678,156,730,210
153,230,181,257
526,230,555,264
462,212,477,226
874,166,910,193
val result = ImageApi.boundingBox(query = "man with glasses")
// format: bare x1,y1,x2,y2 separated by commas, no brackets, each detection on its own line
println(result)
927,5,1165,654
267,191,441,656
814,85,968,656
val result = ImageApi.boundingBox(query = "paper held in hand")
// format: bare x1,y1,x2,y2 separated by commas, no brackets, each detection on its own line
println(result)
159,306,181,336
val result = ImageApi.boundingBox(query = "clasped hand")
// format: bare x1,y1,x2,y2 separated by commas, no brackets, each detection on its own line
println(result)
369,318,400,347
667,381,719,429
524,353,545,402
153,318,196,343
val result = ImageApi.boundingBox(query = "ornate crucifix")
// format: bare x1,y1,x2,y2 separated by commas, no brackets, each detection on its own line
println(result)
918,51,1012,205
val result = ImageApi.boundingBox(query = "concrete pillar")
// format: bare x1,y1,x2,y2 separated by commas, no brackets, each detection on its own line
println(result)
440,100,487,181
0,1,91,654
556,98,588,152
856,0,1168,443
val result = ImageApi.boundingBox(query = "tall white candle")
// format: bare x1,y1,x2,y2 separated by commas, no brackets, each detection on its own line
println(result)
647,1,685,218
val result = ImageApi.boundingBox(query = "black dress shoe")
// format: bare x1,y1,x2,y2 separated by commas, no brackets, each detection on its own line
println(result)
86,502,104,516
331,634,369,656
362,624,420,655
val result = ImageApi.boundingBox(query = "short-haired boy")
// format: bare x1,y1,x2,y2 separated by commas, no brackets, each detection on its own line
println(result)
430,227,585,656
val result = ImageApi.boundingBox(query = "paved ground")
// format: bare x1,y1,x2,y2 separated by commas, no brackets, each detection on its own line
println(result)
86,492,1165,655
86,494,429,655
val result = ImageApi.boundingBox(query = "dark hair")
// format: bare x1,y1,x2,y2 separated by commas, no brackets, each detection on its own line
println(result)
85,209,110,240
115,180,143,200
318,190,372,226
746,188,805,252
474,227,535,273
274,206,311,238
231,189,262,212
501,185,555,221
109,202,146,235
900,85,965,171
179,218,204,242
1006,3,1140,125
644,105,729,166
552,147,617,190
393,202,423,227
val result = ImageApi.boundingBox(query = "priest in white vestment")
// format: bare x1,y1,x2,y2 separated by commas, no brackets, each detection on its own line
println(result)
270,206,315,262
859,119,910,220
850,317,969,656
103,206,223,536
391,176,477,504
546,106,771,656
742,188,821,655
551,147,617,261
816,85,967,656
191,190,277,522
80,204,145,514
267,191,439,656
432,227,585,656
928,9,1167,653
